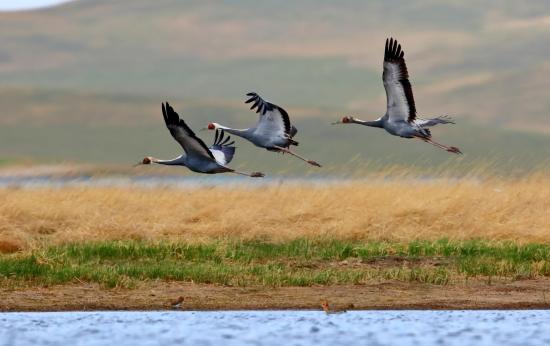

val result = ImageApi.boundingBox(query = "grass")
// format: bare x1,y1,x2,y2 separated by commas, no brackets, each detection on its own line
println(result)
0,176,548,289
1,239,550,289
0,175,549,252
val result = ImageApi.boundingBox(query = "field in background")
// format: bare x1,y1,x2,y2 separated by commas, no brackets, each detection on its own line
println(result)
1,1,550,172
1,175,548,251
0,88,549,174
1,1,550,132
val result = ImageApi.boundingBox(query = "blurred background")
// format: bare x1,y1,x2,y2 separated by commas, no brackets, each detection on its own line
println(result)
0,0,549,175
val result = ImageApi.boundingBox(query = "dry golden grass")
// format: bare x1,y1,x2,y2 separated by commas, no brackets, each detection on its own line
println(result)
0,175,549,250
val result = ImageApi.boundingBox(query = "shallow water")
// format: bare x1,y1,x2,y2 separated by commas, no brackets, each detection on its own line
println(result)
0,175,347,189
0,310,549,346
0,174,465,189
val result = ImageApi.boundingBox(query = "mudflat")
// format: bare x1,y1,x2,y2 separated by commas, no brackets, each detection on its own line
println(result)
2,279,550,311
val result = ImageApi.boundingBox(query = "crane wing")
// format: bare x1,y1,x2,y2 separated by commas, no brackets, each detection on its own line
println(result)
162,102,215,160
383,38,416,123
209,129,236,166
245,92,293,139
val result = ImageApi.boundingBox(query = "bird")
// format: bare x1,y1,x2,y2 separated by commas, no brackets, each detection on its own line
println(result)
320,299,350,314
138,102,265,178
333,38,462,155
205,92,322,167
170,296,184,309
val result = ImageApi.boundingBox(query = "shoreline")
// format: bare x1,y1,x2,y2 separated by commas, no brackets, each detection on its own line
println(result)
2,280,550,312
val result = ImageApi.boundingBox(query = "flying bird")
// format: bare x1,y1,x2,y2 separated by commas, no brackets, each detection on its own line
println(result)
333,38,462,154
205,92,322,167
138,102,265,177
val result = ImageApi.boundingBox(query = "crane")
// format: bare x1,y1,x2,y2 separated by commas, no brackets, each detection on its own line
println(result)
205,92,322,167
333,38,462,154
139,102,265,177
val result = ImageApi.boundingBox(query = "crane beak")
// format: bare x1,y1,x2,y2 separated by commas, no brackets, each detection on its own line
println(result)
199,127,208,132
331,120,343,125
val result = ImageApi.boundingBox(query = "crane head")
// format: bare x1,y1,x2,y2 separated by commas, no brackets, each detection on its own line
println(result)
341,116,353,123
142,156,153,165
331,116,354,125
207,123,216,130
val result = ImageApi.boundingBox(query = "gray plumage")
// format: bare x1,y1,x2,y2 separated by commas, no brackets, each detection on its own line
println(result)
140,102,264,177
336,38,462,154
207,93,321,166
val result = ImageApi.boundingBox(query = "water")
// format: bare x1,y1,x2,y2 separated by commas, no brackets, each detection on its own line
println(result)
0,310,549,346
0,174,466,189
0,174,351,189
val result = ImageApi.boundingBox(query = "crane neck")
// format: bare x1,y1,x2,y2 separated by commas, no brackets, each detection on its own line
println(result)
353,118,384,128
215,125,250,138
153,155,186,166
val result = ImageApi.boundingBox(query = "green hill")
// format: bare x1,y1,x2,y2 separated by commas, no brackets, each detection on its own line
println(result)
0,1,549,173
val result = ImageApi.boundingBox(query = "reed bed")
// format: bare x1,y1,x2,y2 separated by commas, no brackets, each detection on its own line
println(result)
0,174,549,252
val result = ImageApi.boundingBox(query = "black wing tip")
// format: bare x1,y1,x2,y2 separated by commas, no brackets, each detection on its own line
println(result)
244,92,271,115
245,92,260,105
161,101,183,126
384,37,404,61
213,129,235,148
162,101,173,114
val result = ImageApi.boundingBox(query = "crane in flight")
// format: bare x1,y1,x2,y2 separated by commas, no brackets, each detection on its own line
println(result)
138,102,265,177
333,38,462,155
205,92,322,167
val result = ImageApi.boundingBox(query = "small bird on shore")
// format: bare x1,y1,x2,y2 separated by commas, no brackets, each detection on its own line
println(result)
138,102,265,177
333,37,462,155
205,92,322,167
171,296,184,309
320,299,350,314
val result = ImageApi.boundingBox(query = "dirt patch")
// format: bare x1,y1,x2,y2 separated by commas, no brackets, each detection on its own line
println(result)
338,256,452,268
2,279,550,311
0,240,22,254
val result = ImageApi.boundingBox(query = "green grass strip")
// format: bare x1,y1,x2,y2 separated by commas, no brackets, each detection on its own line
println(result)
1,239,549,288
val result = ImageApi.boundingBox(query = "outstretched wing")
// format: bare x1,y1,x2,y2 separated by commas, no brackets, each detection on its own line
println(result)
209,129,236,165
162,102,215,160
383,38,416,123
245,92,293,139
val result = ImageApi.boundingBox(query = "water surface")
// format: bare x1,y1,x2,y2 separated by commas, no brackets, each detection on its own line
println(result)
1,310,549,346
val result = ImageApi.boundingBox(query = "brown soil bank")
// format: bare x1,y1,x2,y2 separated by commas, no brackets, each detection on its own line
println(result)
2,279,550,311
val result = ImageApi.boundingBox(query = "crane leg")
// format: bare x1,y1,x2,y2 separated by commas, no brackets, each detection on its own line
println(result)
417,137,462,154
274,146,322,167
229,169,265,178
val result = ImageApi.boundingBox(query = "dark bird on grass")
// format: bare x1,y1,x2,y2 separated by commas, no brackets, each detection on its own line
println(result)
138,102,265,177
171,296,184,309
333,38,462,154
205,92,322,167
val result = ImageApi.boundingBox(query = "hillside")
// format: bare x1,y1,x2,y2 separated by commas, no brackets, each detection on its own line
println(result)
1,1,550,128
0,1,549,172
0,88,548,175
